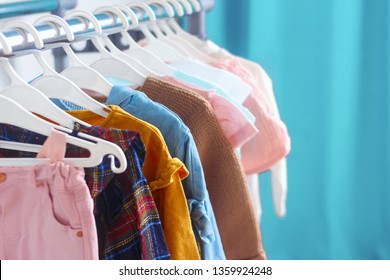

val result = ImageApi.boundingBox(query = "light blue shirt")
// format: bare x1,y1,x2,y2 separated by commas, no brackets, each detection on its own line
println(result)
106,86,226,260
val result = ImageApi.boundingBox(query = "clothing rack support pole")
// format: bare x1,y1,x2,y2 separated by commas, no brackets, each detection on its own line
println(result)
187,0,214,39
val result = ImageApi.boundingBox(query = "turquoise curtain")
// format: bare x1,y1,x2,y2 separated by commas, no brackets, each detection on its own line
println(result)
206,0,390,259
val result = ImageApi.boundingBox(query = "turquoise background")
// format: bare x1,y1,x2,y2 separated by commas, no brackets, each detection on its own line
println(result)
206,0,390,259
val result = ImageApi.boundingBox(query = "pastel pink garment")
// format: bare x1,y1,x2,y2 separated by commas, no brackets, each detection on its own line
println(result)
0,130,98,260
160,75,258,148
192,39,290,218
212,58,291,175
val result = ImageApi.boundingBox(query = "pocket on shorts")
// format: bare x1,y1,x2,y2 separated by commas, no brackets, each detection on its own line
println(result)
48,191,87,259
50,191,82,230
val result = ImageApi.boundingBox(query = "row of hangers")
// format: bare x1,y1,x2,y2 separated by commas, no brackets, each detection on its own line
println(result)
0,0,206,172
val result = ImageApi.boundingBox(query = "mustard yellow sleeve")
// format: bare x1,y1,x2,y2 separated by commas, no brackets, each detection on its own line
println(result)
149,160,200,260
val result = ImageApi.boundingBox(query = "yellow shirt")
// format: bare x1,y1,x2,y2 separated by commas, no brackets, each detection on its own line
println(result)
68,105,200,260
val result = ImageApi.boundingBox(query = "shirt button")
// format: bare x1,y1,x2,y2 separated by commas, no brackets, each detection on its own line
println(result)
76,231,83,238
0,173,7,184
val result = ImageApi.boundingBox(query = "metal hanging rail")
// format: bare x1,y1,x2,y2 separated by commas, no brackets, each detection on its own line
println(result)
0,0,214,57
0,0,77,70
0,11,164,57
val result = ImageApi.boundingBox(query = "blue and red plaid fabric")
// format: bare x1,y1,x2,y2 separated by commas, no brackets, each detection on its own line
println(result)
0,124,170,260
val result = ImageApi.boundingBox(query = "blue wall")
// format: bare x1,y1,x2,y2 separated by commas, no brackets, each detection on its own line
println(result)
206,0,390,259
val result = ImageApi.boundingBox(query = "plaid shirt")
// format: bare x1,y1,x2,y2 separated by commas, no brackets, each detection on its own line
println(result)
0,124,170,260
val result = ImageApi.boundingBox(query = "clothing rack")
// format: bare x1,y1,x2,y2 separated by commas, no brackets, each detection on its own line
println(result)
0,0,214,58
0,0,282,262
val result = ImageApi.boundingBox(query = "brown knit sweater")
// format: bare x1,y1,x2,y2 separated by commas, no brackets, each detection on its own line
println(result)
140,77,266,260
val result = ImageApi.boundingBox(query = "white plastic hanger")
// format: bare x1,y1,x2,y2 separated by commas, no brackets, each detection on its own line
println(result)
148,1,184,36
0,95,127,172
149,0,195,57
131,0,186,63
32,50,110,117
157,0,191,40
183,0,202,13
0,31,13,55
161,0,219,64
158,0,191,37
144,0,214,64
0,22,90,129
31,15,110,117
122,1,175,75
166,0,203,42
94,5,159,77
64,10,146,86
60,43,114,96
167,0,205,47
173,0,194,14
50,13,113,96
0,140,42,154
146,0,221,66
143,0,188,56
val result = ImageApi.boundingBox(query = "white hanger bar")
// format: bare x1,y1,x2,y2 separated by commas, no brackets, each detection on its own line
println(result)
0,0,203,57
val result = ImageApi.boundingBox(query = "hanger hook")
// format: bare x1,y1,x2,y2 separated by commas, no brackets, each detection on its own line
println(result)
113,4,139,27
2,20,44,50
107,154,125,173
174,0,194,15
64,10,102,35
34,14,75,42
162,0,185,17
186,0,201,13
126,1,157,22
0,32,13,55
162,0,184,17
144,0,175,18
94,6,130,30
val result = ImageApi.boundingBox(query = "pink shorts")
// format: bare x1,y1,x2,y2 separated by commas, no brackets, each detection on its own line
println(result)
0,130,98,260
